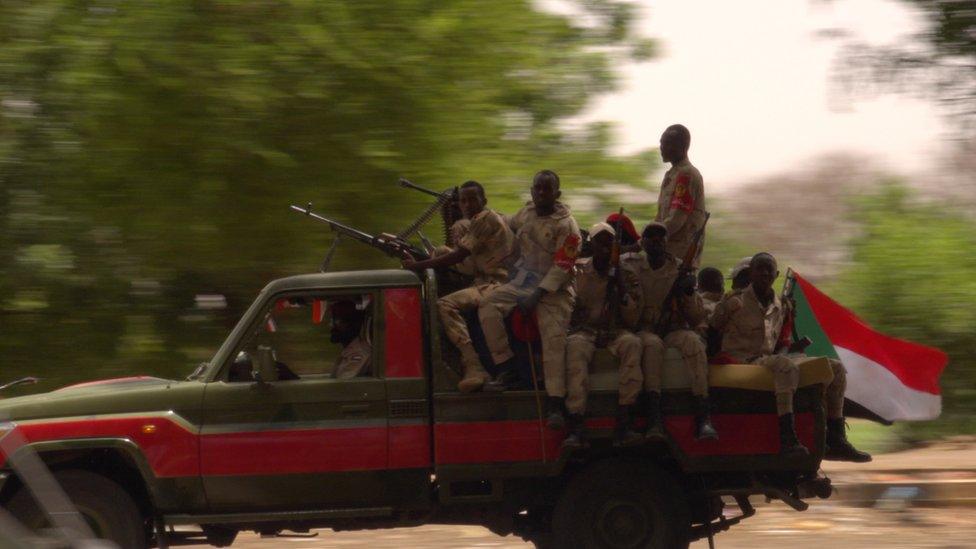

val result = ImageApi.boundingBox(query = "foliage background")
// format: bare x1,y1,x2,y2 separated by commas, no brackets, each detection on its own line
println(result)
1,0,973,443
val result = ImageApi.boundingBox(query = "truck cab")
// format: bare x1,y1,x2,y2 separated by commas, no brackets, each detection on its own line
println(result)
0,268,835,549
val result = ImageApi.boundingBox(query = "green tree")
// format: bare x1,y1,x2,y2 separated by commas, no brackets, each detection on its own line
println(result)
832,184,976,437
0,1,657,389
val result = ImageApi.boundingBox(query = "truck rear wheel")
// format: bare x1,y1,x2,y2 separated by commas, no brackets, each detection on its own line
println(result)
6,469,147,549
551,460,690,549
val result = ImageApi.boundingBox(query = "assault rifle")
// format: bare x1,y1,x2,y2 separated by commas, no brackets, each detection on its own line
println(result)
290,203,430,262
603,207,625,337
656,212,710,334
776,269,811,354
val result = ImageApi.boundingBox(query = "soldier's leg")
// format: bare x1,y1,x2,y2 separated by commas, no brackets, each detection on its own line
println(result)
536,290,574,399
565,333,596,416
637,330,666,439
663,330,709,397
438,284,495,392
664,330,717,440
756,355,806,456
608,331,644,446
477,283,525,366
563,332,595,449
824,358,871,462
537,290,574,430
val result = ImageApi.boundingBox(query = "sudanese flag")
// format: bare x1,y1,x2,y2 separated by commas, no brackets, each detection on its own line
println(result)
789,271,947,422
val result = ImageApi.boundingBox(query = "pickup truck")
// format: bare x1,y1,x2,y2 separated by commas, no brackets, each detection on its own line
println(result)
0,268,836,549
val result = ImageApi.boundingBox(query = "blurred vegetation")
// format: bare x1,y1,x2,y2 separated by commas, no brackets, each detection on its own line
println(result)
830,183,976,441
0,0,657,388
836,0,976,129
0,2,973,445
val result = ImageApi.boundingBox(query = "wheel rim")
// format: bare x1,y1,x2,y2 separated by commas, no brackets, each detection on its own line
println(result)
594,497,651,548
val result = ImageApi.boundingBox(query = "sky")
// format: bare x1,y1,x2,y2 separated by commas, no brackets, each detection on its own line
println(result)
580,0,947,191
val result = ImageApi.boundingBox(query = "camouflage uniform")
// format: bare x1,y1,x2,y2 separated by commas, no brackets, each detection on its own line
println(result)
436,209,514,392
565,256,642,414
655,158,707,269
624,253,709,397
479,201,580,398
334,337,371,379
710,285,847,417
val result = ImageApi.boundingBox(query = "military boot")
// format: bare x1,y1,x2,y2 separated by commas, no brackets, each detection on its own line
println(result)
694,396,719,441
825,418,872,462
546,396,566,431
562,413,586,450
457,349,490,393
613,405,644,447
778,413,810,457
643,391,666,441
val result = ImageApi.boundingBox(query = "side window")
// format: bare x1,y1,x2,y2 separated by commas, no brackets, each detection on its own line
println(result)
228,292,375,382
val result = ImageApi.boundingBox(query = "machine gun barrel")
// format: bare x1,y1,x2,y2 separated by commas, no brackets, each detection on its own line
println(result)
290,204,429,260
398,178,452,199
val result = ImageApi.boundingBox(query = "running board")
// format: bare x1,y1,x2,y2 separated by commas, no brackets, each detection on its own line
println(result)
164,506,394,526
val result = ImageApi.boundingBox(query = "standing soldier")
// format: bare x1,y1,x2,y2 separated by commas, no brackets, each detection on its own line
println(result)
626,222,717,441
564,222,644,448
655,124,707,269
403,181,514,392
710,253,871,461
479,170,581,428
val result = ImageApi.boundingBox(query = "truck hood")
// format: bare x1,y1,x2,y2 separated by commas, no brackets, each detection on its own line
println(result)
0,376,204,424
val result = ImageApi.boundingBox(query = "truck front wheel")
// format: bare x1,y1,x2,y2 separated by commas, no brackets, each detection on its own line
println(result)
551,460,690,549
6,469,147,549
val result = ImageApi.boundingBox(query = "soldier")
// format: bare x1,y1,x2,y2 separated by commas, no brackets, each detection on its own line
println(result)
710,253,871,461
331,300,372,379
564,222,643,448
729,257,752,291
403,180,514,392
626,222,717,441
478,169,581,428
697,267,725,317
655,124,707,269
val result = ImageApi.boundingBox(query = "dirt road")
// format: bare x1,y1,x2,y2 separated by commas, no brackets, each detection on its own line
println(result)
193,501,975,548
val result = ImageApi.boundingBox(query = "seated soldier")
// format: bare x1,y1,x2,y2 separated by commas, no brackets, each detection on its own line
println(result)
330,299,372,379
625,222,717,441
478,170,580,428
696,266,725,357
729,257,752,292
403,180,514,392
710,253,871,461
564,222,643,448
697,267,724,316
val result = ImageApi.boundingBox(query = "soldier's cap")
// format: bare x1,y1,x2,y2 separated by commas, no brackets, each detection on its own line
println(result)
642,221,668,238
605,212,639,244
589,221,615,239
729,256,752,279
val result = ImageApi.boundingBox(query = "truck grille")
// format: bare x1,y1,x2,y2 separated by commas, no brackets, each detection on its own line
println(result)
389,399,427,418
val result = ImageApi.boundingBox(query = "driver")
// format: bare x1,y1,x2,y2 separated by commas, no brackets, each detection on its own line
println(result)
331,299,371,379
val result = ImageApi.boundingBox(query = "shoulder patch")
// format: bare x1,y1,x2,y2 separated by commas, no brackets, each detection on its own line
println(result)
670,172,695,213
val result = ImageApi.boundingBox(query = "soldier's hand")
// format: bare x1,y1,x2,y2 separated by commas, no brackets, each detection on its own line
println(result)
518,288,544,314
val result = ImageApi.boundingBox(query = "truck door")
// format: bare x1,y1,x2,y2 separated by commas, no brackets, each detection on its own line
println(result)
198,288,425,512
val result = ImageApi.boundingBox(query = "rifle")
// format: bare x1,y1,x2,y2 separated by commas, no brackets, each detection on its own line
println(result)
655,212,710,334
777,269,811,354
290,203,430,261
603,207,625,338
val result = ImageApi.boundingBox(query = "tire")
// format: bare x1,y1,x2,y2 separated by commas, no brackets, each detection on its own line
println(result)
6,469,147,549
551,459,691,549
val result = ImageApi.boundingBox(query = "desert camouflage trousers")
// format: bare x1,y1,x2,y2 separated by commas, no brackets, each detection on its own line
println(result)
564,330,642,414
637,329,709,397
754,355,847,417
438,282,500,379
479,284,574,398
